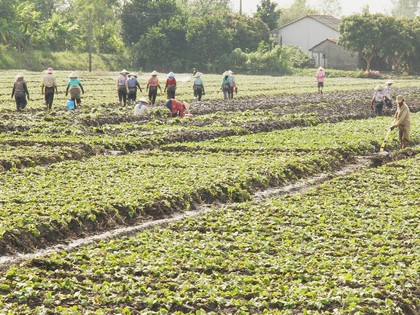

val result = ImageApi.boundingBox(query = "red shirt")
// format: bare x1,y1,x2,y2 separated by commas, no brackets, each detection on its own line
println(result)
170,99,185,117
166,78,176,87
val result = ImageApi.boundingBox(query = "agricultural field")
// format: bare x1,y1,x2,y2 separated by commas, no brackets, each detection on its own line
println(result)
0,71,419,314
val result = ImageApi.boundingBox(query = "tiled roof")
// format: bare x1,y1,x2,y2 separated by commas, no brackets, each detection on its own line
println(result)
273,14,340,32
308,15,340,31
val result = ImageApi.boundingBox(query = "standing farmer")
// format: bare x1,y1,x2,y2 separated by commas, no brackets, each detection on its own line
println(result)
146,70,162,105
127,74,142,105
384,80,393,109
65,72,84,109
371,85,385,117
41,67,58,110
221,71,232,100
193,72,205,102
164,72,177,99
316,66,325,94
116,69,129,106
11,73,30,111
390,95,411,149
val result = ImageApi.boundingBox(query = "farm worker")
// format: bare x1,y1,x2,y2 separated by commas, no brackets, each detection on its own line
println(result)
41,67,58,110
116,69,129,106
165,99,190,118
228,70,237,99
65,72,84,109
164,72,177,99
193,72,205,101
146,70,162,105
11,73,30,111
384,80,393,109
316,66,325,94
221,71,232,100
133,97,150,116
127,73,142,105
390,95,411,149
371,85,385,117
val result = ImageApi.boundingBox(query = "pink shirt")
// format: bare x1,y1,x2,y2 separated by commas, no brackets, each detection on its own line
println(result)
316,70,325,83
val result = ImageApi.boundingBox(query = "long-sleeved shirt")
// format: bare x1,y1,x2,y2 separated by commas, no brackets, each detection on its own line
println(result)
392,102,411,128
12,79,29,98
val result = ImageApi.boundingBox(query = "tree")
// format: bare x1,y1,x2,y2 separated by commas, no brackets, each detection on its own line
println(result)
278,0,318,26
67,0,123,53
391,0,419,18
255,0,281,30
182,0,232,17
121,0,182,46
319,0,342,17
339,14,405,71
230,14,270,52
395,17,420,72
134,15,188,70
185,15,233,70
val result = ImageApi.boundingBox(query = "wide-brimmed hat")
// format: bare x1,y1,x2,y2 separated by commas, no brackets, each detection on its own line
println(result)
46,67,53,74
318,66,324,70
151,70,158,76
193,72,203,78
68,72,78,78
386,80,393,85
375,85,384,91
183,101,191,111
15,73,24,79
396,95,404,103
222,71,229,76
120,69,129,74
167,71,175,78
129,73,137,78
138,97,149,104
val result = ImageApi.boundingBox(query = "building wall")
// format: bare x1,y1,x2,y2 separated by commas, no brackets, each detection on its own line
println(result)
272,18,339,55
311,41,359,70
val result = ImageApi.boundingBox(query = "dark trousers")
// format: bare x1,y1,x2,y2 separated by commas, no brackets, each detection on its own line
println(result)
167,87,176,99
375,101,384,117
45,87,55,109
149,87,158,105
118,87,127,105
128,88,138,103
70,98,81,109
15,95,27,111
194,86,203,101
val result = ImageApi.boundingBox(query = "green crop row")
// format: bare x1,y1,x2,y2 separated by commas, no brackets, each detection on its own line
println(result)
0,148,347,255
0,143,95,171
0,151,418,314
1,113,419,254
163,114,420,153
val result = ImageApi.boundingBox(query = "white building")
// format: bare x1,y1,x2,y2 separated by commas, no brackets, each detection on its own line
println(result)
271,15,359,70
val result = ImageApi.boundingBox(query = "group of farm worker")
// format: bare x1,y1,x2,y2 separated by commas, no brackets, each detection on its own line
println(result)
371,80,411,149
315,68,410,149
10,67,412,149
116,69,198,118
11,67,84,111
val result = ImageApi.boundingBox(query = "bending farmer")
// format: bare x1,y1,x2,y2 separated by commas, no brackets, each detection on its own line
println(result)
165,99,190,118
390,95,411,149
66,72,84,109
